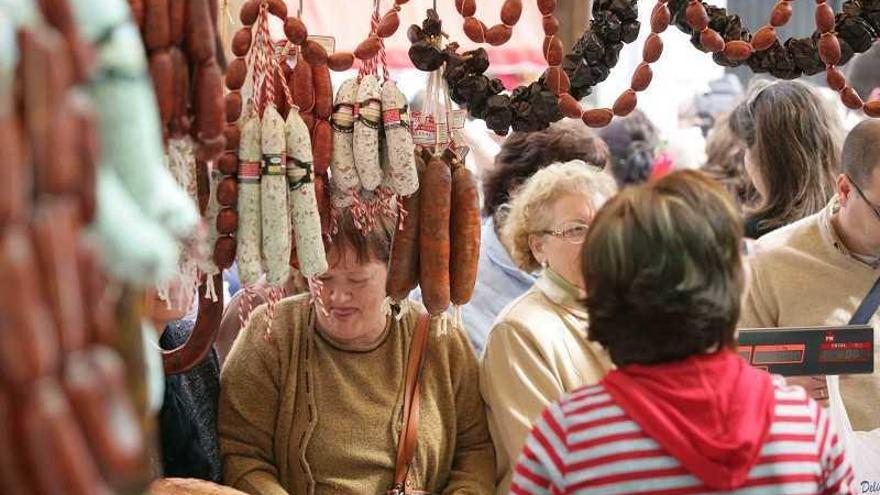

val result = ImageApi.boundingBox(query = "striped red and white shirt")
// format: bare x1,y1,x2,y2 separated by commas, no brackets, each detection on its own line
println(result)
511,380,854,495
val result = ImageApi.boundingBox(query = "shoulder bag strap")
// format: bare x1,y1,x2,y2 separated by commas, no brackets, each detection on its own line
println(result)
390,313,431,494
849,275,880,325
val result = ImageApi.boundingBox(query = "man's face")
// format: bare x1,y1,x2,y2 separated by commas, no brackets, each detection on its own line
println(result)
842,168,880,253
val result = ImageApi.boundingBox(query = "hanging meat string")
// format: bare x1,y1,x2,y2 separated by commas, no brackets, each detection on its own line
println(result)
226,0,329,331
386,10,481,318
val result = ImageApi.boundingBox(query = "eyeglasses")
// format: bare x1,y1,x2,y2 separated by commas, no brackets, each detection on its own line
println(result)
540,221,590,244
847,174,880,222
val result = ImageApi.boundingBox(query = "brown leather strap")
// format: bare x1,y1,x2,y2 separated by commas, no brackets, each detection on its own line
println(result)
391,313,431,492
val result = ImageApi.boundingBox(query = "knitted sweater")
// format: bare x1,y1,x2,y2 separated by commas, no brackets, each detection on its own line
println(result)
218,295,495,495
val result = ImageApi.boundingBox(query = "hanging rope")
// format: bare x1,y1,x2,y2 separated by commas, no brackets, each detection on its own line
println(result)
248,2,273,116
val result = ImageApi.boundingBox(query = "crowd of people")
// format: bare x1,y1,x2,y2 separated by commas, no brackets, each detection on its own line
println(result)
148,75,880,494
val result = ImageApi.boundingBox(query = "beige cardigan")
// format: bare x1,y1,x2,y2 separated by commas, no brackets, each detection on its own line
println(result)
740,199,880,431
480,270,613,494
218,295,495,494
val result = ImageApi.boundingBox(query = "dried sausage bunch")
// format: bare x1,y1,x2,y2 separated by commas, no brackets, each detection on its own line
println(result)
666,0,880,86
130,0,227,161
386,147,480,316
227,1,328,287
237,0,409,72
1,2,151,492
284,49,334,241
456,0,523,46
326,73,420,234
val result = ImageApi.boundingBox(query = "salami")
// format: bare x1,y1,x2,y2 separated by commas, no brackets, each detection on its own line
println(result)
419,154,452,315
386,154,425,300
237,114,263,286
329,78,360,192
353,74,383,191
286,108,328,278
380,80,418,196
260,105,291,286
450,163,480,305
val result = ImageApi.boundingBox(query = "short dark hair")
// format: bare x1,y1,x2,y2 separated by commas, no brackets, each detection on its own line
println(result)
325,209,394,266
842,119,880,188
482,119,609,219
582,170,745,366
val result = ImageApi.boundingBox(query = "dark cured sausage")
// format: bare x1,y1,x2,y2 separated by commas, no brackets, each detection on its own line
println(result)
185,0,216,63
0,390,32,493
387,154,425,301
0,111,26,228
31,199,88,354
450,163,480,305
21,378,111,495
419,154,452,315
0,227,60,386
63,347,146,483
162,273,225,374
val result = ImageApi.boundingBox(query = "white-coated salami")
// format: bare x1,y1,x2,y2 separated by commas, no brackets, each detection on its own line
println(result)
236,113,262,286
286,107,328,278
380,80,418,197
352,74,382,191
329,78,360,193
260,105,291,286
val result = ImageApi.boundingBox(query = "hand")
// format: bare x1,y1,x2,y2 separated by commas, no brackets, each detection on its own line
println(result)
787,375,830,407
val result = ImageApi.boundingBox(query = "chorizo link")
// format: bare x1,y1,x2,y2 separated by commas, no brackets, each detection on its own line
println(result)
386,154,425,300
450,163,481,305
419,154,452,315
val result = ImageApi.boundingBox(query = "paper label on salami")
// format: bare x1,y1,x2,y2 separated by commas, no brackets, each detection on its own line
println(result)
411,110,466,146
262,153,287,176
239,161,262,182
308,35,336,54
383,108,401,125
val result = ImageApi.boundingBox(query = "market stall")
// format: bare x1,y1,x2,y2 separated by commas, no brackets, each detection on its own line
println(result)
0,0,877,492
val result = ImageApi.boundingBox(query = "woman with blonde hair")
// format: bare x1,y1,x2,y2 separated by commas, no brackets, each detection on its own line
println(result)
479,161,617,494
730,79,844,238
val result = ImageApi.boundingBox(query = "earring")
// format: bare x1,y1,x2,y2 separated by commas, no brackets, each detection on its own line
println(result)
541,259,549,269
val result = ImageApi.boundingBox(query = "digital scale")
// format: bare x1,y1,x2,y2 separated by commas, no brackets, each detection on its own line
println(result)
737,325,875,376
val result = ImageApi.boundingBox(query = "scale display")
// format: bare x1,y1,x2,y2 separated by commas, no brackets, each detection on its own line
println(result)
737,325,874,376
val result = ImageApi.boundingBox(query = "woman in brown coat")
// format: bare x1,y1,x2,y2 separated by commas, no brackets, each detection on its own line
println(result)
218,212,495,495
